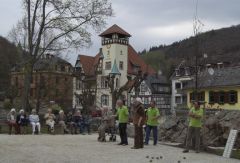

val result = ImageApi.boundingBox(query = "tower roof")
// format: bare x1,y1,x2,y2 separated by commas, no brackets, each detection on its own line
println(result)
110,59,121,76
99,24,131,37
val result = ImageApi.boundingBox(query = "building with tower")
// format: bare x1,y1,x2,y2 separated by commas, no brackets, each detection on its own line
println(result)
72,24,156,110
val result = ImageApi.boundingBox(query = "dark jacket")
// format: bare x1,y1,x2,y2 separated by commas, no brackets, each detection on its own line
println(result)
133,103,146,126
16,114,28,126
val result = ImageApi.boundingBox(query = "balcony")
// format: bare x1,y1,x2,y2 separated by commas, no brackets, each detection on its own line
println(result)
102,38,129,45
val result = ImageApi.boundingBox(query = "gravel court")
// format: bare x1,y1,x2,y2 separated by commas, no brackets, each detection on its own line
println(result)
0,134,239,163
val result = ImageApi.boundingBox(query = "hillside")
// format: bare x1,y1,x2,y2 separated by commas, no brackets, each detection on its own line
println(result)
141,25,240,78
0,36,20,93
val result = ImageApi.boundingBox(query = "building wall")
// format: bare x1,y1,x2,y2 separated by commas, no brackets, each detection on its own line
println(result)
102,43,128,86
11,71,73,108
187,87,240,110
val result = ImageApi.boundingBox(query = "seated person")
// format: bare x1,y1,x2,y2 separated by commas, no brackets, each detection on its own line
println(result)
7,108,18,135
44,108,56,133
57,110,69,134
72,109,84,134
16,109,29,134
98,106,115,142
29,109,41,135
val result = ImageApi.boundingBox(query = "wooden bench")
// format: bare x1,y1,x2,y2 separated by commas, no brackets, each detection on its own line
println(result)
0,121,65,135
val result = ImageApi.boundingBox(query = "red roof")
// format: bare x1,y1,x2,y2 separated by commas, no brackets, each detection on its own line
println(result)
99,24,131,37
76,45,155,77
128,45,156,75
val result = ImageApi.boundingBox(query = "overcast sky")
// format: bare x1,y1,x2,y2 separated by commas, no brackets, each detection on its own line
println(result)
0,0,240,64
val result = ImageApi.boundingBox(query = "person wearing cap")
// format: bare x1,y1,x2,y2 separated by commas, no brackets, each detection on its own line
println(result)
7,108,17,135
116,99,129,146
183,101,204,153
57,110,69,134
29,109,41,135
144,101,160,146
131,97,145,149
44,108,56,133
16,109,29,134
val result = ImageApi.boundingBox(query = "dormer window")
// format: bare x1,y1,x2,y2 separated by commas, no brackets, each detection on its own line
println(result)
175,69,180,77
184,67,190,76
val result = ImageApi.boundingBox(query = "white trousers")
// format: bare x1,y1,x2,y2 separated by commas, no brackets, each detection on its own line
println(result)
31,122,41,133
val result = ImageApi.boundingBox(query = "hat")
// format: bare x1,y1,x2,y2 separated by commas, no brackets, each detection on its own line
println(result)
10,108,16,112
19,109,24,113
135,97,143,104
59,110,64,114
32,109,36,113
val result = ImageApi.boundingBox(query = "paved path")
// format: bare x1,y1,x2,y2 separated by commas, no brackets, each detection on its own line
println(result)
0,134,238,163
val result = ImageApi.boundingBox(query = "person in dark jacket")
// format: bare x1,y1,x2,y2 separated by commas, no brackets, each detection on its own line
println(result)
16,109,28,134
131,97,145,149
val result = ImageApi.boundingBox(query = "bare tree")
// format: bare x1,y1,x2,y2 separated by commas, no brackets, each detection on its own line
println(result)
9,0,113,111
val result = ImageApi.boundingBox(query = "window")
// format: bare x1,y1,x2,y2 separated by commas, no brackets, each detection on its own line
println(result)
218,92,225,104
175,69,180,76
175,96,182,104
55,89,59,97
101,77,109,88
119,61,124,70
107,51,110,58
15,77,18,87
116,78,119,88
101,95,109,106
61,65,65,72
185,67,190,76
105,62,111,70
190,92,205,102
140,83,147,93
120,50,123,55
209,91,215,104
76,80,82,90
229,91,237,104
56,77,59,84
175,82,181,89
144,97,149,105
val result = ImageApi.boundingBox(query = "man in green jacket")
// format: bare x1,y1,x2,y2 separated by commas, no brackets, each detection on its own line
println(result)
183,102,204,153
144,101,160,146
116,100,129,146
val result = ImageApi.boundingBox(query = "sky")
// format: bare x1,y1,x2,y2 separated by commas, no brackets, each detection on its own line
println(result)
0,0,240,64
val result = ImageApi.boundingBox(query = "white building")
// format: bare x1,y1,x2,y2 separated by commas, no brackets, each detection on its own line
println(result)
171,64,193,112
72,24,155,110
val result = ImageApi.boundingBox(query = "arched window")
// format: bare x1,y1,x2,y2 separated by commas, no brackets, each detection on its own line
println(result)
101,95,109,106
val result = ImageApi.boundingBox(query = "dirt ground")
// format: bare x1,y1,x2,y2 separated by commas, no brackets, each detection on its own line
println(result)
0,134,239,163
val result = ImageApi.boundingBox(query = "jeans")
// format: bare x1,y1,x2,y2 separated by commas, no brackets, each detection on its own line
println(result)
145,125,158,145
119,123,128,144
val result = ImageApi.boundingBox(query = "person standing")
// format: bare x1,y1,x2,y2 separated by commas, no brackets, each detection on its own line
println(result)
183,102,203,153
116,100,129,146
7,108,17,135
144,101,160,146
29,109,41,135
131,97,145,149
